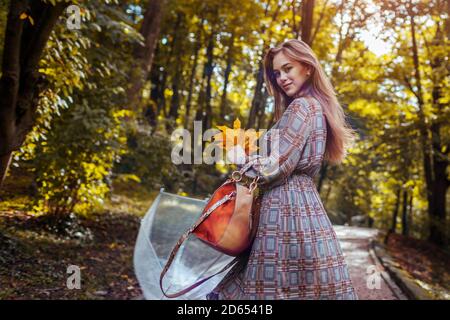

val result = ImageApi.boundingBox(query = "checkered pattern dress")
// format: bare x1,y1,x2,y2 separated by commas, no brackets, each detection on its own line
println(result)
206,96,358,300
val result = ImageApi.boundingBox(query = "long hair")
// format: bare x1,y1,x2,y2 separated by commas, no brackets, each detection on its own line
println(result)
263,39,356,165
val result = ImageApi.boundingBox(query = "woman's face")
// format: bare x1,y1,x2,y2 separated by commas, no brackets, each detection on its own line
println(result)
272,51,311,97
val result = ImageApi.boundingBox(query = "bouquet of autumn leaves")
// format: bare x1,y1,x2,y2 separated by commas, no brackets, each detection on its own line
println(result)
212,119,263,165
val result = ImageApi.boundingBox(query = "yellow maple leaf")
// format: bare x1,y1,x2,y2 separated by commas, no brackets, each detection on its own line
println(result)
213,118,262,155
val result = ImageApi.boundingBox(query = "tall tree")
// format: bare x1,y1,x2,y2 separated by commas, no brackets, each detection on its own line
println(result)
0,0,69,188
399,0,449,245
317,0,375,193
426,0,449,245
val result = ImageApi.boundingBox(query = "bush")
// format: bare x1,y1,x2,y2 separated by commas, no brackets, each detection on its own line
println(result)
114,128,184,193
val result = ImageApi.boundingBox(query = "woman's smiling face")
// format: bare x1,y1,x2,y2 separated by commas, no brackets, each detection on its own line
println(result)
272,51,311,97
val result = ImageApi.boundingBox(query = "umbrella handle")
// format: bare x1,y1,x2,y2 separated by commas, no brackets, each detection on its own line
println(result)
160,254,239,299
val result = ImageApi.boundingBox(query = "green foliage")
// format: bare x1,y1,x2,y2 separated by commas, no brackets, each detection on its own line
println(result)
15,0,142,217
31,104,129,216
115,127,184,192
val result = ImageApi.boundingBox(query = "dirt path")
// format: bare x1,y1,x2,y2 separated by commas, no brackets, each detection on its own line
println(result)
334,226,407,300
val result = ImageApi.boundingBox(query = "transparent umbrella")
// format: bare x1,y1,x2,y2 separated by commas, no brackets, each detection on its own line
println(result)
133,188,235,300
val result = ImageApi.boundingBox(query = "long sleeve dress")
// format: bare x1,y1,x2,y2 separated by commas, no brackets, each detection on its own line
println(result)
206,95,358,300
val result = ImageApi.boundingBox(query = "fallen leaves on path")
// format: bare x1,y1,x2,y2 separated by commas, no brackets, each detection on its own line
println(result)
386,234,450,299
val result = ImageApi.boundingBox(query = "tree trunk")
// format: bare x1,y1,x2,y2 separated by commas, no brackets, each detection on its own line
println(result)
408,190,414,235
384,188,401,244
127,0,166,111
291,0,300,39
0,0,68,189
246,2,281,130
157,18,181,124
0,152,13,187
409,3,448,246
300,0,315,45
202,30,215,131
310,0,329,47
426,1,449,246
246,62,265,130
220,33,235,121
145,45,162,129
256,89,269,130
402,190,409,236
167,13,184,132
194,30,216,151
184,19,204,129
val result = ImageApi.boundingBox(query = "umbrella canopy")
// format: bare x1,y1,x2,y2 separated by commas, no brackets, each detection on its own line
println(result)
133,188,235,299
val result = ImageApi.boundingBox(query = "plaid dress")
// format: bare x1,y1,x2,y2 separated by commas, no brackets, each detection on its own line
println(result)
206,95,358,300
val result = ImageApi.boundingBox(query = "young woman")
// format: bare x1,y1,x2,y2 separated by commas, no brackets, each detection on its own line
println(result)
206,39,358,300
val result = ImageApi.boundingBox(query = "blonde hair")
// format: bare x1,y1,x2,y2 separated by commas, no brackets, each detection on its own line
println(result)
263,39,356,165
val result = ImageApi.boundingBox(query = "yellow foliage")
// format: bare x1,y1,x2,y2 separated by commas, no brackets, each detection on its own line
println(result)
348,99,382,118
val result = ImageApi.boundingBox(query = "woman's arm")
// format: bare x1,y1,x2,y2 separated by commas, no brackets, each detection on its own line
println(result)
242,97,314,188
